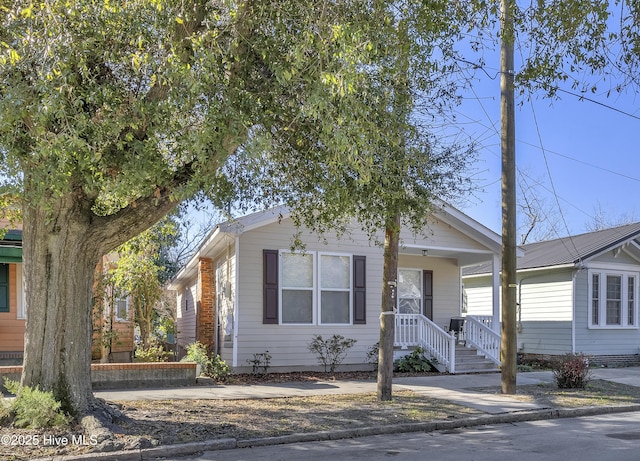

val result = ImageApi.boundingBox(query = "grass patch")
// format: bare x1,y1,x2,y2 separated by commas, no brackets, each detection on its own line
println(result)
473,379,640,408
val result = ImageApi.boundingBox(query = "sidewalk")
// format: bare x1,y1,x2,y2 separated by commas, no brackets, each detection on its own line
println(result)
95,369,557,414
53,368,640,461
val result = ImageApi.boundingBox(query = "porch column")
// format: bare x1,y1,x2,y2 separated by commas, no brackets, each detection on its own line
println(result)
492,254,500,333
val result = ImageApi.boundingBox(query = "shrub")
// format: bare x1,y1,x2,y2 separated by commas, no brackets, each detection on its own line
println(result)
247,351,272,376
366,342,379,371
2,379,70,429
181,341,210,371
308,334,356,373
181,342,231,382
552,353,591,389
134,345,172,362
394,347,438,373
205,354,231,382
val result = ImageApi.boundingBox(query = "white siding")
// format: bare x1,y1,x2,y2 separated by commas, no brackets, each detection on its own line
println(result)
464,275,494,316
519,271,573,321
176,283,197,358
236,219,382,371
406,218,488,252
216,248,236,365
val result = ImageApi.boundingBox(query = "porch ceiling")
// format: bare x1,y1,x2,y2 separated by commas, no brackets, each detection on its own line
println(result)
400,245,496,267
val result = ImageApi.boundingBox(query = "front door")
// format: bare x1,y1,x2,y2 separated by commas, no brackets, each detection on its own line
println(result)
398,268,433,320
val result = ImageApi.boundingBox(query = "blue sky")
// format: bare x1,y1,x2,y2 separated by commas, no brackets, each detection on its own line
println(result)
453,65,640,239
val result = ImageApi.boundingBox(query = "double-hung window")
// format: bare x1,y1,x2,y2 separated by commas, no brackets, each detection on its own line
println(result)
589,269,638,328
320,254,351,324
280,251,352,325
281,252,315,324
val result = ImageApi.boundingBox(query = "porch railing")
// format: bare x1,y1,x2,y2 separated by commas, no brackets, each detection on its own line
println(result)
468,315,495,331
394,313,457,374
465,315,501,366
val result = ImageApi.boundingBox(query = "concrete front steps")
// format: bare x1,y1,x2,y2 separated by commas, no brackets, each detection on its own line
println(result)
454,345,499,373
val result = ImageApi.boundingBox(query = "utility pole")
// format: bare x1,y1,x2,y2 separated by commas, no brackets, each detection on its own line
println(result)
500,0,517,394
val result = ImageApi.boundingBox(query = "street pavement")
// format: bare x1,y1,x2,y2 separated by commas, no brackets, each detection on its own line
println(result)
40,367,640,460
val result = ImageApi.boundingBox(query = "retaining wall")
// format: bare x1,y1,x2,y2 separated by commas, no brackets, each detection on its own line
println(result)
0,362,197,392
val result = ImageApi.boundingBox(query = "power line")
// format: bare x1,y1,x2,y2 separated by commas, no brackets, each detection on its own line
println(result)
552,87,640,121
458,59,640,122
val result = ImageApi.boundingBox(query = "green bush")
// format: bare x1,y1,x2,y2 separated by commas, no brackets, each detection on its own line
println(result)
552,353,591,389
181,341,231,382
205,354,231,381
181,341,210,370
2,379,70,429
308,334,356,373
394,347,438,373
134,345,172,362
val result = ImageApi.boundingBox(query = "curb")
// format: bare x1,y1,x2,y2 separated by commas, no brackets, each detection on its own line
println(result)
33,403,640,461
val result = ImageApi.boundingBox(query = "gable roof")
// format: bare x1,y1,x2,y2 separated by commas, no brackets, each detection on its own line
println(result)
464,222,640,276
169,202,504,289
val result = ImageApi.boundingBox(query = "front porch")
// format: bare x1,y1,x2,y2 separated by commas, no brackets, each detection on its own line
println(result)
394,314,501,374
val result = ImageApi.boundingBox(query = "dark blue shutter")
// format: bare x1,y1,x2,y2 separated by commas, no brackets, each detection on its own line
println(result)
353,255,366,324
263,250,279,324
0,264,9,313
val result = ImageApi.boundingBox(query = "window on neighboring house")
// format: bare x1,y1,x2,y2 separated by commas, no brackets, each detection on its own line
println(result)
589,269,638,328
0,263,8,313
592,274,599,325
115,297,128,321
264,250,365,325
629,277,635,326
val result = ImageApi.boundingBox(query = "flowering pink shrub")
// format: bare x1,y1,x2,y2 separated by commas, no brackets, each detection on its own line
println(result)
552,353,591,389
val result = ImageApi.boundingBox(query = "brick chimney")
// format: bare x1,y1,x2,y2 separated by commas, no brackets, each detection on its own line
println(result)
195,257,216,353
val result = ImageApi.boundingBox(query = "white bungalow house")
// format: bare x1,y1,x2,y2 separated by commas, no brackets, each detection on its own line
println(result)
463,222,640,367
169,203,505,373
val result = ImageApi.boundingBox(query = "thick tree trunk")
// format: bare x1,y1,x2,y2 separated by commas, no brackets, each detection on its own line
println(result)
21,198,103,416
20,185,178,417
377,213,400,401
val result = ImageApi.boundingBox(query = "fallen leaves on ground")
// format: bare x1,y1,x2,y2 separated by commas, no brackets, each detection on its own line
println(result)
3,372,640,460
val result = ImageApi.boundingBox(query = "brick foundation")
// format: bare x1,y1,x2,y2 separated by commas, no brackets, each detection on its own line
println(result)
520,352,640,368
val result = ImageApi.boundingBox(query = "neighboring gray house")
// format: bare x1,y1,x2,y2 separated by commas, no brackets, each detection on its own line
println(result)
463,222,640,366
169,204,505,374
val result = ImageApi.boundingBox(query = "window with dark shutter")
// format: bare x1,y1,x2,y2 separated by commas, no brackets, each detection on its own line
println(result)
353,255,366,324
0,264,9,313
263,250,279,324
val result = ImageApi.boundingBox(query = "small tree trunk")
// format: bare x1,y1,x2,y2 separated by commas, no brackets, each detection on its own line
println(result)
377,213,400,401
21,198,102,416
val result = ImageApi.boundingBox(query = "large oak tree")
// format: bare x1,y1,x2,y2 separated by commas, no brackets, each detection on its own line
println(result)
0,0,392,418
